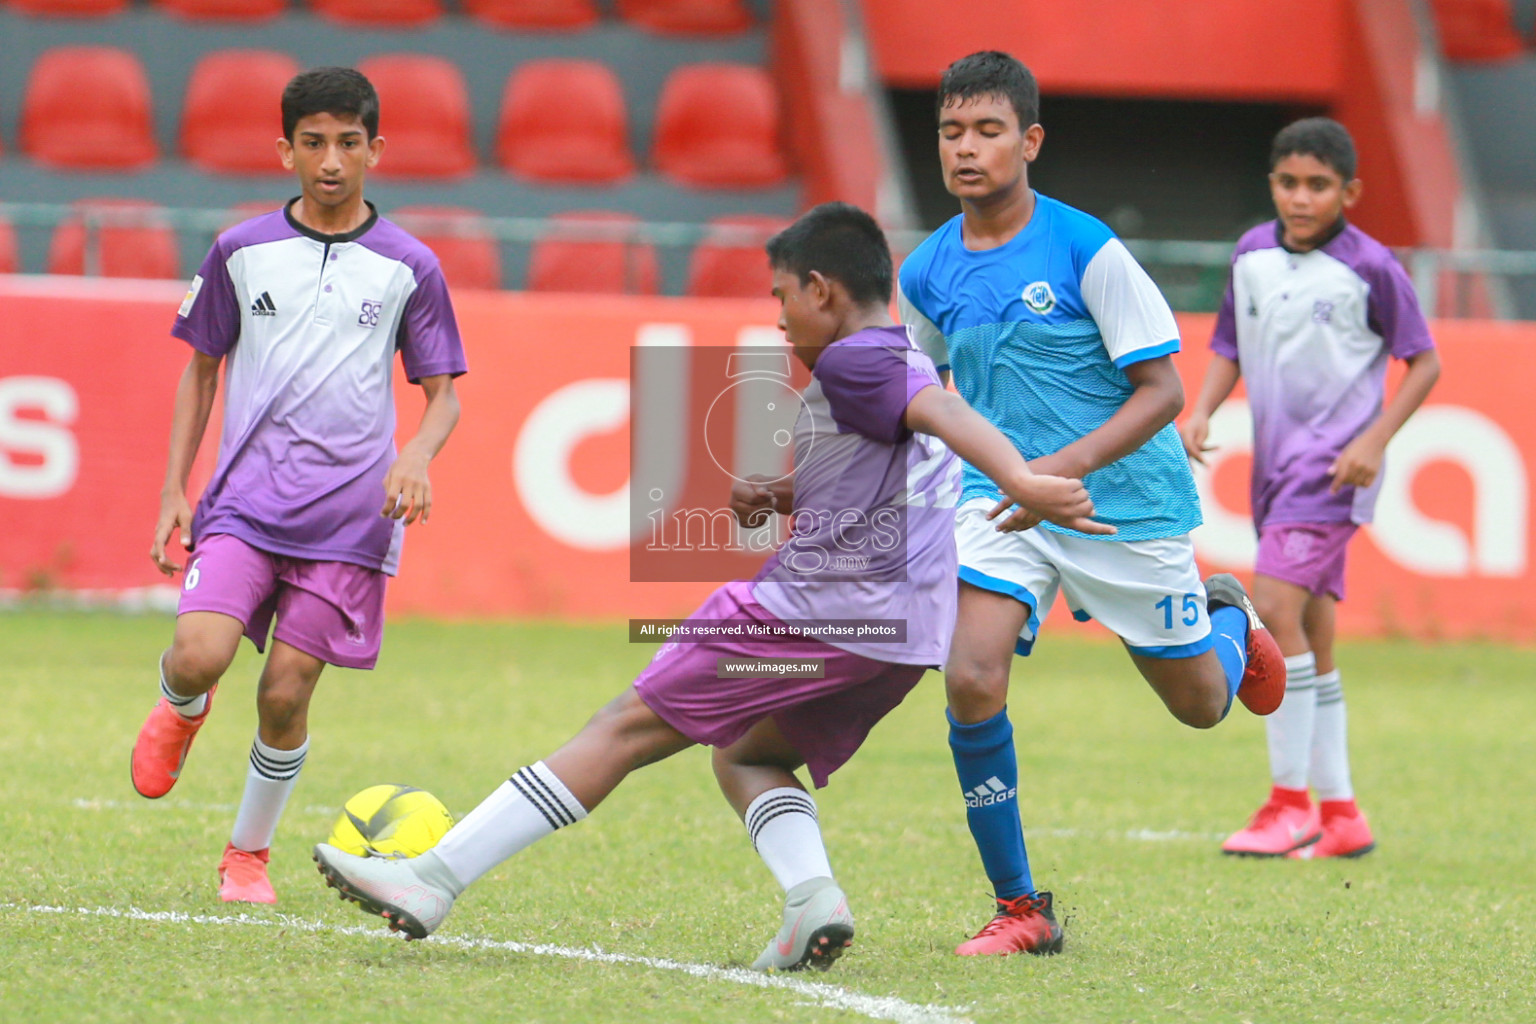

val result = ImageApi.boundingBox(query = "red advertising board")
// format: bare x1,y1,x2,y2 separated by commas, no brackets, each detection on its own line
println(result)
2,276,1532,640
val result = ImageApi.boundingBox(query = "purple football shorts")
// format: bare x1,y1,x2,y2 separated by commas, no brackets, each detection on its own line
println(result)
1254,521,1358,601
176,532,387,669
633,581,928,788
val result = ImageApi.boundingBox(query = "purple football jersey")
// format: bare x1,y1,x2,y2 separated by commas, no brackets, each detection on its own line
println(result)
751,325,962,665
1211,221,1434,527
172,203,468,574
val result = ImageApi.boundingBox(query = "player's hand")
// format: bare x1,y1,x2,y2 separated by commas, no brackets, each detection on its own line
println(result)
730,475,777,528
986,499,1042,533
1329,434,1385,494
1179,414,1215,466
151,493,195,576
989,475,1116,536
382,450,433,525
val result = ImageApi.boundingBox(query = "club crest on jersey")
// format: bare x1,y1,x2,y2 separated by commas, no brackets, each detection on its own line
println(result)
1021,281,1057,314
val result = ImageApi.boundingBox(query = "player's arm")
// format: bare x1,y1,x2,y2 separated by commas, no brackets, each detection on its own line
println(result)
1031,354,1184,482
383,373,460,525
1330,346,1441,493
1179,354,1241,466
152,351,221,575
905,384,1113,535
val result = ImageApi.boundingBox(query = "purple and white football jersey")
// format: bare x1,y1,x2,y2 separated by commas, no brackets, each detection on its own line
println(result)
751,325,962,665
1211,220,1434,528
172,202,467,574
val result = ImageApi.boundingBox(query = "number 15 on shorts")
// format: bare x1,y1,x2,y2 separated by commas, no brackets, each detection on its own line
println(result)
1155,592,1201,630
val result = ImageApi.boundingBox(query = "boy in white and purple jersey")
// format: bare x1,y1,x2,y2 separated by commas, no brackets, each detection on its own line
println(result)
312,202,1107,972
1182,118,1440,860
131,68,466,904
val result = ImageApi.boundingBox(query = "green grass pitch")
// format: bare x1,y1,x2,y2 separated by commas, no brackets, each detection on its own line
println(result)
2,610,1533,1023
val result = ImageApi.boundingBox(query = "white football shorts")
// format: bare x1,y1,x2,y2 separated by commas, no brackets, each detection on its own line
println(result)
954,497,1212,658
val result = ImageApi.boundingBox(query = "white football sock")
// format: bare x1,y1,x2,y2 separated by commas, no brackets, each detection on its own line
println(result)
1309,669,1354,801
230,734,308,852
1265,652,1318,790
159,651,208,718
430,762,588,889
744,787,833,893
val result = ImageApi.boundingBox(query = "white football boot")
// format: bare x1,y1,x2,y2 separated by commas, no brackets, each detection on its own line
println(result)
314,843,461,939
751,877,854,972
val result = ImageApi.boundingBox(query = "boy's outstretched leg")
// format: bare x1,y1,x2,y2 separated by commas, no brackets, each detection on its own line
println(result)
946,584,1062,957
131,611,242,799
315,686,691,937
714,719,853,972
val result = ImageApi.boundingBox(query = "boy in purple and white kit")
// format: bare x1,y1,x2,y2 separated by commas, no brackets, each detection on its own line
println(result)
131,67,467,903
313,202,1109,971
1181,118,1440,859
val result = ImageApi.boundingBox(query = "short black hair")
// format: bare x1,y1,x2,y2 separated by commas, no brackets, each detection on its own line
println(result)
937,51,1039,131
1270,117,1357,181
281,67,380,141
766,202,892,307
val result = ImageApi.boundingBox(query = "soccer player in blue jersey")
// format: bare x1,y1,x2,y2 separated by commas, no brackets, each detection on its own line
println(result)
897,51,1288,956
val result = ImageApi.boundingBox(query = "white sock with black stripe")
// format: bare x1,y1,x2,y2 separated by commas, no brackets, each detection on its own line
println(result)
1309,669,1354,801
158,650,208,719
1265,652,1318,790
229,734,308,852
429,762,588,890
744,787,832,893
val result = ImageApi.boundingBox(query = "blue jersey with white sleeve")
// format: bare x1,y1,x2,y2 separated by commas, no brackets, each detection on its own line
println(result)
897,192,1201,541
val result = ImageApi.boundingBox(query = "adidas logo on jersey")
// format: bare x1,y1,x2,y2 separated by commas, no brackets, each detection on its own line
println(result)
251,292,277,317
964,776,1017,808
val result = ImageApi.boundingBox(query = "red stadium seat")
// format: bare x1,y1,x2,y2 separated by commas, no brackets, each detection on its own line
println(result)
616,0,750,35
527,212,658,294
9,0,128,16
21,47,158,170
358,55,476,179
498,60,634,185
685,215,788,298
0,220,18,275
48,200,179,279
392,206,502,291
1430,0,1525,59
653,64,787,188
462,0,598,30
182,50,300,174
155,0,288,20
310,0,440,26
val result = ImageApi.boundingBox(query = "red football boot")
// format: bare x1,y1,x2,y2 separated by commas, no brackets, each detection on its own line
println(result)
1204,573,1286,716
1289,801,1375,859
1223,787,1322,857
130,685,215,798
955,891,1064,956
219,844,277,904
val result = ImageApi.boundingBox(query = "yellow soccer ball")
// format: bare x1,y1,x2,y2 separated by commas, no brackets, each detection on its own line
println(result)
327,784,454,859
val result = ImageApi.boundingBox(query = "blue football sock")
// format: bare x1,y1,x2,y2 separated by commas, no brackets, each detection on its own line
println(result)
1210,604,1250,718
948,707,1032,900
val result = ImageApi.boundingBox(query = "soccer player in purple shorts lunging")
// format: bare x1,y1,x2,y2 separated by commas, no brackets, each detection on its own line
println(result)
1181,118,1440,860
131,67,467,904
313,202,1111,971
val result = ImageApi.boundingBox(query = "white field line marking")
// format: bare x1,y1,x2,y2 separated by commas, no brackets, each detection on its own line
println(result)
66,799,1225,841
4,902,971,1024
